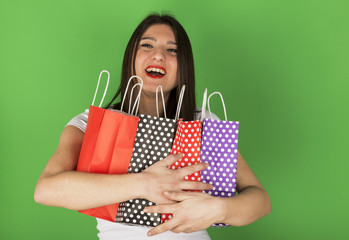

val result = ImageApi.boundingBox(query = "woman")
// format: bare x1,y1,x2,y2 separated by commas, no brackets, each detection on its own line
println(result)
34,14,271,239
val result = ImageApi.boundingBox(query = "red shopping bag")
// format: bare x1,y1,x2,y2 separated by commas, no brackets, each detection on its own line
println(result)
76,72,143,221
77,106,139,221
160,119,202,223
160,87,202,223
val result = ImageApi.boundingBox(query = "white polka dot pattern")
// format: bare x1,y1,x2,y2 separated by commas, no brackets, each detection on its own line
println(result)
161,120,202,223
200,118,239,227
116,114,176,226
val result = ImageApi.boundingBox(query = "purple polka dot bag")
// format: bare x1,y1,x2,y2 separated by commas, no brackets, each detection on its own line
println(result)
200,89,239,227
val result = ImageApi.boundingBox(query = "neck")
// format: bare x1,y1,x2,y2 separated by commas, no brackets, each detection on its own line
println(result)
138,91,170,117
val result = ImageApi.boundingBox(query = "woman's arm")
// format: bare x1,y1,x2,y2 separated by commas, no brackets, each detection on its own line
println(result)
143,151,271,236
34,126,212,210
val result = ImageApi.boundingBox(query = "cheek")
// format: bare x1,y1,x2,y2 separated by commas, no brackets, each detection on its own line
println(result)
134,55,144,74
170,58,178,76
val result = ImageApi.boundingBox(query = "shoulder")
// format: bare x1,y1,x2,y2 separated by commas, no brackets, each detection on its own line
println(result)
195,107,220,121
66,109,89,133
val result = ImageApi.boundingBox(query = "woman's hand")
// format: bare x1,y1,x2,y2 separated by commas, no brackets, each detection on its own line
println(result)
139,154,213,204
141,151,272,236
143,191,224,236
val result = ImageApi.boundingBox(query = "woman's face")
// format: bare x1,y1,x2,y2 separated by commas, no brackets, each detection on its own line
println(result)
134,24,178,95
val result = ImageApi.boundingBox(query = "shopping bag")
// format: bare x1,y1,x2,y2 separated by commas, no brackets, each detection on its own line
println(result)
116,86,184,227
76,72,143,221
161,87,203,223
200,89,239,227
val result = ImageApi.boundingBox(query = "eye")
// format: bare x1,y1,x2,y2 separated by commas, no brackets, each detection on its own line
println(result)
167,48,177,54
141,43,153,49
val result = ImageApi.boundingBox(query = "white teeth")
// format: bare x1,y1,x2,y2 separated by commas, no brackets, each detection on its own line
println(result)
146,67,165,75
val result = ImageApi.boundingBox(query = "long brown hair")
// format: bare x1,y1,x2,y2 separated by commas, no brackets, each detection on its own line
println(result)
106,13,196,120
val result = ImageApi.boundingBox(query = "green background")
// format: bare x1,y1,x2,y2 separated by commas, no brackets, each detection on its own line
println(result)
1,0,348,239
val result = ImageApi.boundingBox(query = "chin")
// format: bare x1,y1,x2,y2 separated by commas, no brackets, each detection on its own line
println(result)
140,84,160,95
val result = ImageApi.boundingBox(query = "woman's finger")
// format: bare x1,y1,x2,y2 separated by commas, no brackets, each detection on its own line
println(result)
178,162,209,177
163,191,193,202
147,219,178,236
143,202,175,214
159,153,184,167
170,225,187,233
179,180,213,191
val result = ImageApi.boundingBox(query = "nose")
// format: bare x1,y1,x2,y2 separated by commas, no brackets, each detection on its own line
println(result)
152,48,165,62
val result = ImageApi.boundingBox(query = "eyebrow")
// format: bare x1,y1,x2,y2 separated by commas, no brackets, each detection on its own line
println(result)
141,37,177,45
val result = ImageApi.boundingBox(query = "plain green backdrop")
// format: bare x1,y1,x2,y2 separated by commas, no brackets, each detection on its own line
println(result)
1,0,348,239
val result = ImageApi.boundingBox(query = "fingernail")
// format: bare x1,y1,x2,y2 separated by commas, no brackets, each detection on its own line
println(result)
143,207,149,213
147,231,153,236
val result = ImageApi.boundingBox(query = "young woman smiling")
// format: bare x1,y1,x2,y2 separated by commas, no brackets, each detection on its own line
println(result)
34,14,271,240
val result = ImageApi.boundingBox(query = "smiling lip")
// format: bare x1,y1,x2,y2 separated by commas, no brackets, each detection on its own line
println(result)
145,65,166,79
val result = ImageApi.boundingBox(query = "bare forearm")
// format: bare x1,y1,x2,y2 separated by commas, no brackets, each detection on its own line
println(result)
34,171,143,210
217,186,271,226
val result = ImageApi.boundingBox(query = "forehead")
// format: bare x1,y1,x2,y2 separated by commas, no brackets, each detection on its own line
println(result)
141,24,175,40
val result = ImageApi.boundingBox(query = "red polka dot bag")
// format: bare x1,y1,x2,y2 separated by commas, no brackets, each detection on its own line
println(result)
161,87,203,223
200,89,239,227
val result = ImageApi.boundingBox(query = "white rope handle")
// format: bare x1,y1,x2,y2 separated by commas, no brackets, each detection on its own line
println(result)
91,70,110,107
207,91,228,121
120,75,143,114
156,85,167,118
200,88,208,121
129,83,142,115
175,85,186,121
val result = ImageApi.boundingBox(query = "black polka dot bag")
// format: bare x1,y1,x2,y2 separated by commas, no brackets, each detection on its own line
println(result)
200,89,239,227
115,86,185,227
76,72,143,222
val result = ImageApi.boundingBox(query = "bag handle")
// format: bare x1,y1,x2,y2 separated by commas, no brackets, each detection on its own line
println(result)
91,70,110,107
120,75,143,115
156,85,167,119
200,88,208,121
129,83,142,115
207,91,227,121
175,85,186,121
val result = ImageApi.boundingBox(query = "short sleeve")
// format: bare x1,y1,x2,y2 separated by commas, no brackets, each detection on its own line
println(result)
66,109,89,133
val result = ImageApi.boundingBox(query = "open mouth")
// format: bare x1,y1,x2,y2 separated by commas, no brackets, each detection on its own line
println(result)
145,65,166,78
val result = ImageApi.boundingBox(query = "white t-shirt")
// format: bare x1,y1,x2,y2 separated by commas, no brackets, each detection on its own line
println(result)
67,108,219,240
